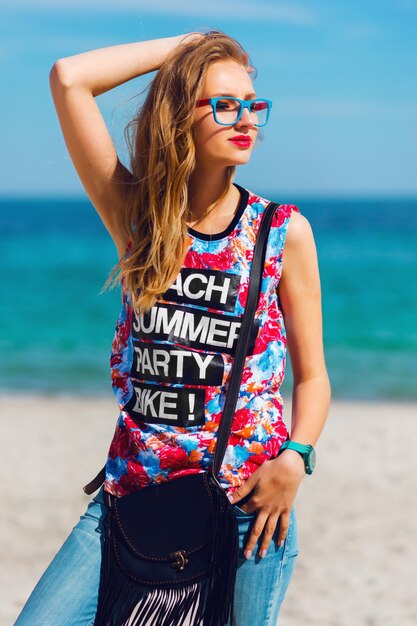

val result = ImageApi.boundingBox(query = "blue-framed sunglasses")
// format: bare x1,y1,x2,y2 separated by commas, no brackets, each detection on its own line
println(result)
196,96,273,127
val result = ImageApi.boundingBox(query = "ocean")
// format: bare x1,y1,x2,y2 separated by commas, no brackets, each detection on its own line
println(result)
1,194,416,400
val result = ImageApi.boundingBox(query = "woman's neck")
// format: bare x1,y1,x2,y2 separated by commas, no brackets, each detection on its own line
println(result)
186,180,239,230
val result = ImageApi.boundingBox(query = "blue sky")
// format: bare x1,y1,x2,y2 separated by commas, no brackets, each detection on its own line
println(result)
0,0,416,198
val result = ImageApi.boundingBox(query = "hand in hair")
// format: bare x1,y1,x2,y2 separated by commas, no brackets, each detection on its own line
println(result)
178,32,254,73
178,32,206,46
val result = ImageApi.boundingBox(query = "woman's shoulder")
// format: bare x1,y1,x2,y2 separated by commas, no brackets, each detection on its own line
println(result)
247,188,312,251
282,206,315,256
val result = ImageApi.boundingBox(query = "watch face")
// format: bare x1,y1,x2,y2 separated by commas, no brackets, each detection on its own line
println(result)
308,446,316,471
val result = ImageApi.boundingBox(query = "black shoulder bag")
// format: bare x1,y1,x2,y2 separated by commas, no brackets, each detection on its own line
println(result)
84,201,280,626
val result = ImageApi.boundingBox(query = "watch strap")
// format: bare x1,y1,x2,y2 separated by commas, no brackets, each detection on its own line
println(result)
280,440,312,454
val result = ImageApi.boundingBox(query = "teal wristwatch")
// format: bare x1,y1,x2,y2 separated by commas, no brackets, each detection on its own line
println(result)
278,440,316,475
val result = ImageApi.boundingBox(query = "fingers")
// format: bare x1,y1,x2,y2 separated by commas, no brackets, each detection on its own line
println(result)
178,32,204,46
227,480,256,508
275,511,290,549
243,511,269,560
243,511,290,559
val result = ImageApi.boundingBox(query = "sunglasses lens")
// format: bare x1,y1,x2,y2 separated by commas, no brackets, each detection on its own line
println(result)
214,98,269,126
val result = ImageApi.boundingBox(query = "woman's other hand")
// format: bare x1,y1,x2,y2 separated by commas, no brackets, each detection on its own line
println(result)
228,450,306,559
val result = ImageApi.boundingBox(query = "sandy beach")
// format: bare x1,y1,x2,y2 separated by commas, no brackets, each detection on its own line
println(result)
1,393,416,626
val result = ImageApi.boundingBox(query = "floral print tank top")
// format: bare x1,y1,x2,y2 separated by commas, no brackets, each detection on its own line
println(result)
104,182,300,498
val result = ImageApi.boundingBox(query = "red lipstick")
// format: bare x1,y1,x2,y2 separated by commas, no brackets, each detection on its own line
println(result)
228,135,251,148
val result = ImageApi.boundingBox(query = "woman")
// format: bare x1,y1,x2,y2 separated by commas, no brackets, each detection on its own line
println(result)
15,29,331,626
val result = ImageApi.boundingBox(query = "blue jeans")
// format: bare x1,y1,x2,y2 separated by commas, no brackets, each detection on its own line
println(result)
14,486,299,626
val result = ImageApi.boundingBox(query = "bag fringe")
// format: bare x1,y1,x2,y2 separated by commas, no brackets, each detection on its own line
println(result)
201,479,239,626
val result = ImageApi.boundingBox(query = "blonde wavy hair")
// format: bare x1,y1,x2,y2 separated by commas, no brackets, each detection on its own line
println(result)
101,29,257,314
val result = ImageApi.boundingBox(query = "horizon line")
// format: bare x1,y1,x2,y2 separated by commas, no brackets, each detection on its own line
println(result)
1,191,417,201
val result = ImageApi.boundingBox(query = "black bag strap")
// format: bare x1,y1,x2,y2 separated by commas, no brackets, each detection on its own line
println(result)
210,200,279,481
83,200,279,495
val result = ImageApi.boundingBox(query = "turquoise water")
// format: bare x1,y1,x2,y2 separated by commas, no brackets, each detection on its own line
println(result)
1,194,416,400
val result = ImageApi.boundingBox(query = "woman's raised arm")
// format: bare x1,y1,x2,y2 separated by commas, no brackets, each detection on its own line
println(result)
48,33,203,259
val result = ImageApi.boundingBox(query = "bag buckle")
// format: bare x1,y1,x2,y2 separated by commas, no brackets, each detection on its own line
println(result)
168,549,188,571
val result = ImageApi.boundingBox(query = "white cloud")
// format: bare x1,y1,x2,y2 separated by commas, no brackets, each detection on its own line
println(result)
2,0,319,26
